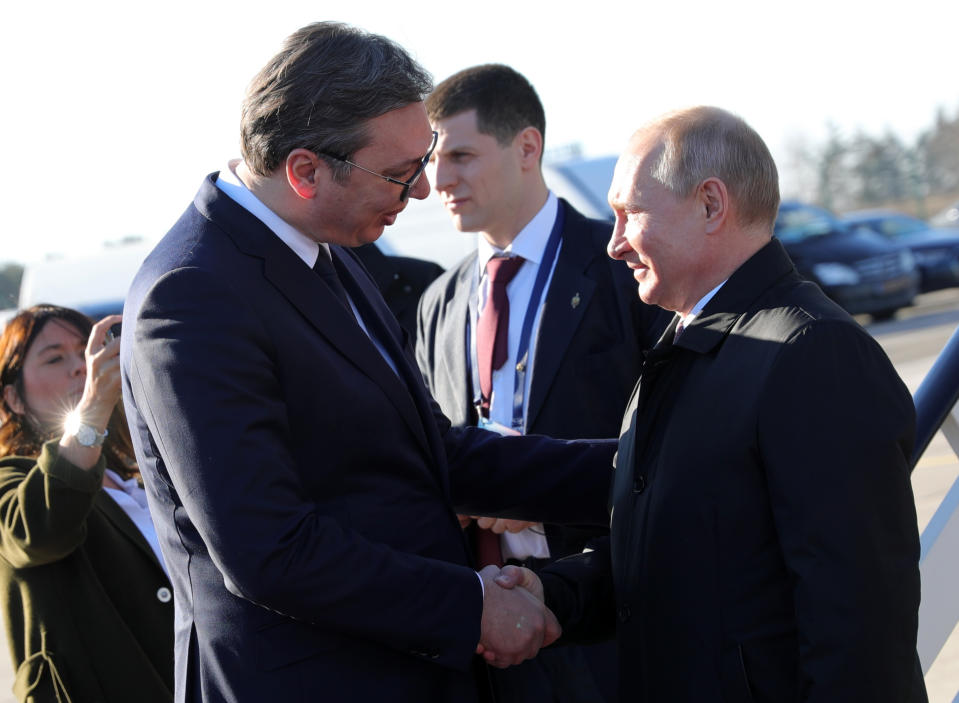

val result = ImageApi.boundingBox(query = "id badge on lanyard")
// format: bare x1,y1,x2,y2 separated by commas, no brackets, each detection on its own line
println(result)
477,416,522,436
469,206,566,434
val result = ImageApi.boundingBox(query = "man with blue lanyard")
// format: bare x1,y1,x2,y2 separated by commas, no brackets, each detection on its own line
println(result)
416,65,669,703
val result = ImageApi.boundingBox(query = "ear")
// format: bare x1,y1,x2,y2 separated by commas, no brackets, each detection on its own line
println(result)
699,177,729,234
514,127,543,170
285,149,323,200
2,384,25,416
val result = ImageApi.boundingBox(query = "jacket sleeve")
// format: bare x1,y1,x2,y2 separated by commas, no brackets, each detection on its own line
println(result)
0,442,105,568
538,537,617,644
757,320,923,702
444,425,616,527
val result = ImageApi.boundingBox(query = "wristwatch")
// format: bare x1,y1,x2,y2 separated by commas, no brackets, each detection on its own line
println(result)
64,414,109,448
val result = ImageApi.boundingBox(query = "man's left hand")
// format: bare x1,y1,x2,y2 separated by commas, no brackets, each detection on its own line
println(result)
473,517,537,534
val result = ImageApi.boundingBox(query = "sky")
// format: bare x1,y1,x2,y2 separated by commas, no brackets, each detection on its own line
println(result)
1,0,956,266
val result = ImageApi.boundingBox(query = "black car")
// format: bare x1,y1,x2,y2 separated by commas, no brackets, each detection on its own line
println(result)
775,201,919,319
840,209,959,292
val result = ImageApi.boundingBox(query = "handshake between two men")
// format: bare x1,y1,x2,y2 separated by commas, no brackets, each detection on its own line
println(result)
477,564,555,668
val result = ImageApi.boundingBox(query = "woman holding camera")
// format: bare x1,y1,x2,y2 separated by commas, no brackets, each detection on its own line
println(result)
0,305,173,702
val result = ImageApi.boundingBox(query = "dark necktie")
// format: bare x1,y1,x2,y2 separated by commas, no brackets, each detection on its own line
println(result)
313,250,353,315
674,318,686,342
473,255,524,569
476,255,525,417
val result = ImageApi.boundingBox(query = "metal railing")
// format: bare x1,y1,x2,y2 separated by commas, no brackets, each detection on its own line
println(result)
911,324,959,693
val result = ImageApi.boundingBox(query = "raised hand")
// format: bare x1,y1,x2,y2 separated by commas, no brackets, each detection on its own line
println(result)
76,314,124,430
476,565,561,668
59,314,122,469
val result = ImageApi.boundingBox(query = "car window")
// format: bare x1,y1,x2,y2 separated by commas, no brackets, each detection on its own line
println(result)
872,215,926,238
775,206,843,243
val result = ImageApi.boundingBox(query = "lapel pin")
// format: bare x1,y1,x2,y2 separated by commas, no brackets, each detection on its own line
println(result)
571,293,581,309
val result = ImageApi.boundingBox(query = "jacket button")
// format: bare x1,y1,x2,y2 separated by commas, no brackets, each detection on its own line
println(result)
156,587,172,603
633,475,647,494
617,605,631,622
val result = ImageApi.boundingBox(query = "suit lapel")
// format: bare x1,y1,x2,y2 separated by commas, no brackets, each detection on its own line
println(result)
439,258,476,423
95,490,166,576
525,205,598,430
195,177,436,465
332,247,439,468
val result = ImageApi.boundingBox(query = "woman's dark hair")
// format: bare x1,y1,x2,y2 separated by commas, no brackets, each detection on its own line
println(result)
0,304,138,479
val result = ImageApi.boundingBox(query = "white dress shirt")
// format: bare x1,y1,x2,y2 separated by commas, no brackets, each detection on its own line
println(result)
475,192,561,560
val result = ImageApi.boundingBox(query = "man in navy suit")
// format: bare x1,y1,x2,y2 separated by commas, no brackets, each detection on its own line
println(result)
119,23,616,703
416,65,667,703
495,106,927,702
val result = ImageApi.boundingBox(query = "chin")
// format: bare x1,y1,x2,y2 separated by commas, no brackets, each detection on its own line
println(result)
637,284,660,308
450,214,473,233
355,226,386,246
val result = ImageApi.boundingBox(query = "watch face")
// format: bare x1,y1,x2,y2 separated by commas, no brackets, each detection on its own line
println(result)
75,424,97,447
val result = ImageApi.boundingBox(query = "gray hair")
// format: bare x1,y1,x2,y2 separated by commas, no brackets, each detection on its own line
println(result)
646,106,780,228
240,22,433,181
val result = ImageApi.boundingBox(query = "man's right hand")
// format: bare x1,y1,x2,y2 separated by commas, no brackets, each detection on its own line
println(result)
476,565,560,668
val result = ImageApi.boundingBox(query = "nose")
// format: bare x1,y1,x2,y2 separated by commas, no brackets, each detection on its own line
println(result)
431,154,456,194
409,171,431,201
71,351,86,378
607,213,629,260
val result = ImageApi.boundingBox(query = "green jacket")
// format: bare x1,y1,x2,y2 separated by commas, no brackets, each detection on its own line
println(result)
0,442,173,702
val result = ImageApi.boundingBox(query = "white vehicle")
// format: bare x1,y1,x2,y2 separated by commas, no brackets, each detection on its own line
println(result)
16,239,156,317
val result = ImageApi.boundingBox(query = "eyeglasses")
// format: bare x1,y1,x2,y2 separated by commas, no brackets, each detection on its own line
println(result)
320,131,438,203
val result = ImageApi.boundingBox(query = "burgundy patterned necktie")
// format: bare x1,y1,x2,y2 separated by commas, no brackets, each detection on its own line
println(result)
473,255,523,568
476,255,525,417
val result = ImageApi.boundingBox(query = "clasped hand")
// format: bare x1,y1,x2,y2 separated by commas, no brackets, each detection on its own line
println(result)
476,565,560,668
456,515,537,533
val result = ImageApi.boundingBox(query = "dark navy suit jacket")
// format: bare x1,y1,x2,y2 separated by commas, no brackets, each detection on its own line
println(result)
119,174,614,703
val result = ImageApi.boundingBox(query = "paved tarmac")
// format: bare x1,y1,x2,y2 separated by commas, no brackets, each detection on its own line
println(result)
867,290,959,703
0,291,957,702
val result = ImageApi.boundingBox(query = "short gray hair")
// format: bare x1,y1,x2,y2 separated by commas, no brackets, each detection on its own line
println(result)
646,106,780,228
240,22,433,181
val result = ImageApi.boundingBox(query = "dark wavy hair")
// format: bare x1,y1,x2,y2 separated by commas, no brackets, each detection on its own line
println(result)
241,21,433,181
0,304,138,479
426,64,546,152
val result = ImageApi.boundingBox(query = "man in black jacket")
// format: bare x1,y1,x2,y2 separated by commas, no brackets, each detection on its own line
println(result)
496,106,927,702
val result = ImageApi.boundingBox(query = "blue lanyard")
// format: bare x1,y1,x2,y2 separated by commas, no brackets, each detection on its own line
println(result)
468,205,566,432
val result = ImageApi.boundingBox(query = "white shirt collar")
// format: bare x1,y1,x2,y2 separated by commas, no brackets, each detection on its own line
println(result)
104,468,142,500
477,192,558,271
679,280,727,328
215,159,331,267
